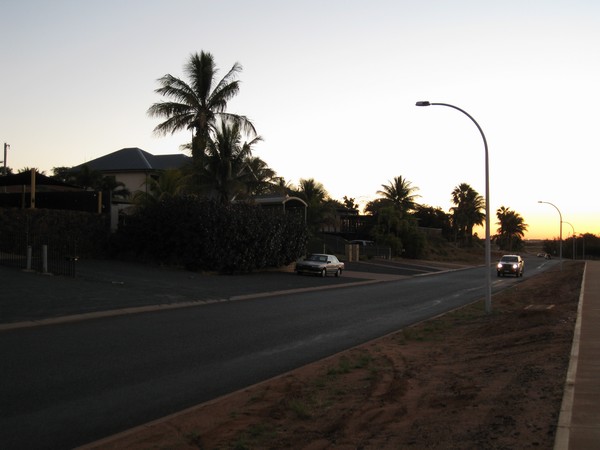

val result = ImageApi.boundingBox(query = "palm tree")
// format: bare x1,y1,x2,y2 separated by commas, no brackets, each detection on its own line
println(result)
54,165,130,200
18,167,45,176
99,175,130,201
134,169,188,206
495,206,528,251
68,165,104,190
147,51,255,160
296,178,330,234
196,119,262,204
450,182,486,246
413,204,452,237
242,156,278,197
377,176,420,217
266,177,294,196
297,178,328,206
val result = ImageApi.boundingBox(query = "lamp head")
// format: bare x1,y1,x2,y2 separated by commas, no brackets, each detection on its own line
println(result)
415,101,431,107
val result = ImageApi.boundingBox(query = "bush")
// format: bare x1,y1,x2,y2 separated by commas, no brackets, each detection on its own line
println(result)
112,196,308,272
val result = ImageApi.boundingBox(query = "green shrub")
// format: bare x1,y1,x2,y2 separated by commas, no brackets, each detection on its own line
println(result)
112,196,308,272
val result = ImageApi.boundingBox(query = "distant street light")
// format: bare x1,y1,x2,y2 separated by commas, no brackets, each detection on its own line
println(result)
563,221,576,260
538,201,563,266
416,101,491,314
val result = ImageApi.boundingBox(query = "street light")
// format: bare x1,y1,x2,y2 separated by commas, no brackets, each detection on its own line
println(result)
562,221,575,260
416,101,492,314
538,201,562,265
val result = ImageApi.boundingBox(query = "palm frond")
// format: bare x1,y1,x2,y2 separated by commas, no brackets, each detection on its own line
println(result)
185,51,217,102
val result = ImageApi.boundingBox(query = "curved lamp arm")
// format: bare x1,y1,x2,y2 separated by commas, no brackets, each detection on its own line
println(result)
416,101,491,313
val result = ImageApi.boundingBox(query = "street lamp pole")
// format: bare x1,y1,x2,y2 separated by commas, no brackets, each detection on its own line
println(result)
416,101,492,314
538,201,562,265
563,221,575,260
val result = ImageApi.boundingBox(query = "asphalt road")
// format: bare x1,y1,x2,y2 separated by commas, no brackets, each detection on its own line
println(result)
1,259,432,325
0,255,555,449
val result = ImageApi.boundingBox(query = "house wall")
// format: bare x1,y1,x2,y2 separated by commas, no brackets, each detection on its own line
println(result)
111,172,150,196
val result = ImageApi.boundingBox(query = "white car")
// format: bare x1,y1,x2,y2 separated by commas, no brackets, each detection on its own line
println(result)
497,254,524,277
295,254,344,277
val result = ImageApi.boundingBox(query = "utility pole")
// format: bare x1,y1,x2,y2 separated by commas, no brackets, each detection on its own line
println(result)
2,142,9,175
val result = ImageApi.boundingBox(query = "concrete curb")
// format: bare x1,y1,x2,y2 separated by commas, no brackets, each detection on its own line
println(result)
553,262,586,450
0,273,403,332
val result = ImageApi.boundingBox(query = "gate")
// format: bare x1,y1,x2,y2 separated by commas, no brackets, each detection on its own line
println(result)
0,231,78,277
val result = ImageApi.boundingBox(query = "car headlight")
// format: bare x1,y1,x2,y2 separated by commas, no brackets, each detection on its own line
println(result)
512,263,518,269
497,263,502,269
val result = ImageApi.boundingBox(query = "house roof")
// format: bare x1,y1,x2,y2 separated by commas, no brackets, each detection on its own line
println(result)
252,195,308,208
76,147,191,172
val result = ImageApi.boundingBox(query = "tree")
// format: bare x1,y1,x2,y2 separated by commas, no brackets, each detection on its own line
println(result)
342,196,359,211
147,51,255,160
376,176,420,217
65,165,103,190
413,204,452,239
364,177,425,258
99,175,130,200
18,167,45,175
51,166,74,183
295,178,330,234
296,178,327,204
51,165,129,199
195,119,262,204
242,156,278,197
134,169,188,207
495,206,528,251
450,182,485,246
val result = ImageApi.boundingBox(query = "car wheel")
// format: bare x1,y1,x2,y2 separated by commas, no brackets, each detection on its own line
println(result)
497,272,501,277
321,268,326,277
335,268,341,277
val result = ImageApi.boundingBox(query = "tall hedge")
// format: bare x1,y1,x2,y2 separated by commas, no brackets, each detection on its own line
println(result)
112,196,308,272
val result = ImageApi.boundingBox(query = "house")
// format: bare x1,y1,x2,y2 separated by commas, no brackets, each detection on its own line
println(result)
74,147,191,229
75,147,191,196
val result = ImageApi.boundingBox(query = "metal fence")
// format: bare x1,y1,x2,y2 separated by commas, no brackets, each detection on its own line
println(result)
0,232,78,276
308,233,392,260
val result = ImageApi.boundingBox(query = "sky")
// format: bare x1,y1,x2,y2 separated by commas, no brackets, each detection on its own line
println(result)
1,0,598,240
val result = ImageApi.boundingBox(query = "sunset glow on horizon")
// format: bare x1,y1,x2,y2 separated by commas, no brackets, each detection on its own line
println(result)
1,1,597,242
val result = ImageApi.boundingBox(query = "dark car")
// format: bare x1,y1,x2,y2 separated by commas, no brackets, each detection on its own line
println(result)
295,254,344,277
497,254,524,277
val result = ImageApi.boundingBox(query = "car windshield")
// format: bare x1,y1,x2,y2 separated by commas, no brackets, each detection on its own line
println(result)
501,256,518,263
307,255,327,262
